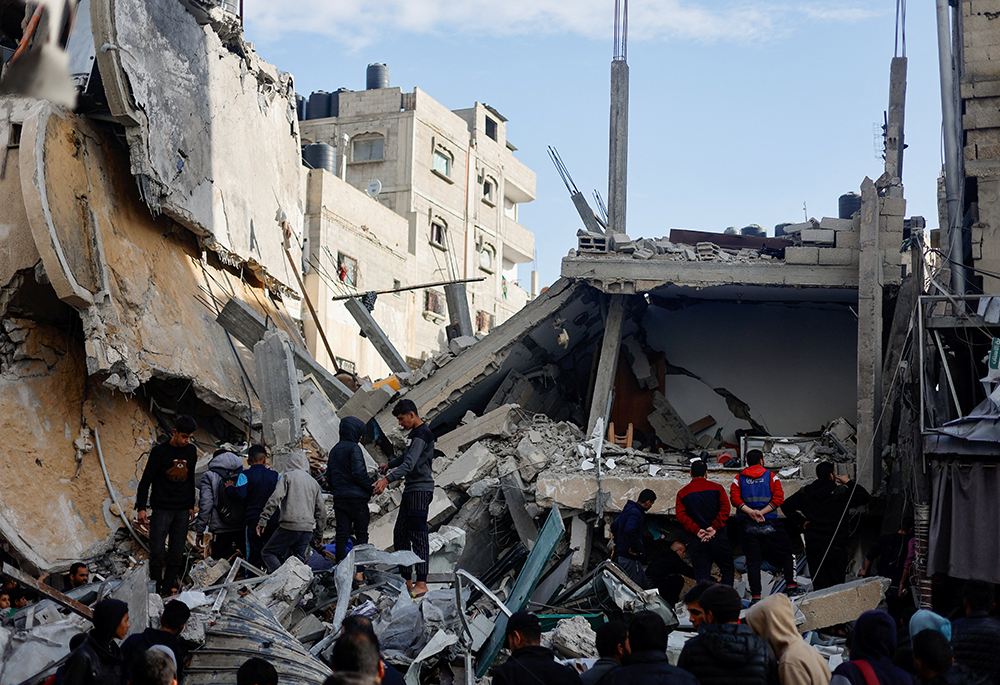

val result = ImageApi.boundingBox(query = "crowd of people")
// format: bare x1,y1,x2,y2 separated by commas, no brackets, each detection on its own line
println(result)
12,407,1000,684
611,451,876,604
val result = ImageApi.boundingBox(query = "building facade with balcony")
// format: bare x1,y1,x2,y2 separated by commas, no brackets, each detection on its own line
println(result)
299,73,537,378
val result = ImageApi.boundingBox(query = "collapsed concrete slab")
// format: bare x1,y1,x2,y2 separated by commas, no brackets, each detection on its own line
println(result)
435,404,518,460
795,576,890,632
437,442,496,490
534,472,803,515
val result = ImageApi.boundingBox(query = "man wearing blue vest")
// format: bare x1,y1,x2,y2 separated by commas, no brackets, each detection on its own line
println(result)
730,450,798,604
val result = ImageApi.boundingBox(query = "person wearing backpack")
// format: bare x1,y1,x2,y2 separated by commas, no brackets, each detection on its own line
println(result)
193,448,245,560
227,445,280,568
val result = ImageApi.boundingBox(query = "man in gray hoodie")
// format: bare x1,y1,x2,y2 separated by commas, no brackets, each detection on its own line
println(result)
257,451,327,572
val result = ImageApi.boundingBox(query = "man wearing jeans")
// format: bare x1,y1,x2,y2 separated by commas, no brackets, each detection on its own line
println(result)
373,400,435,598
135,415,198,595
676,459,735,586
731,450,798,604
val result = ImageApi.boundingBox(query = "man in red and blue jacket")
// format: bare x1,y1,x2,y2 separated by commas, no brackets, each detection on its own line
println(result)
676,459,735,586
730,449,798,603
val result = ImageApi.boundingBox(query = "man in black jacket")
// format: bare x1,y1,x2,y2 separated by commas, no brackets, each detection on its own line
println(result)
602,611,699,685
328,417,374,582
62,598,130,685
493,611,581,685
677,584,778,685
611,489,657,589
950,580,1000,685
135,416,198,595
581,620,628,685
121,599,189,682
781,461,870,590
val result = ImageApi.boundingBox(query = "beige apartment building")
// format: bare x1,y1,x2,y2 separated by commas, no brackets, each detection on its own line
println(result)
298,72,537,380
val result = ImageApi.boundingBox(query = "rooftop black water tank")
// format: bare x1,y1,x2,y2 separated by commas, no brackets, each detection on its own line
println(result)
295,94,306,122
307,91,331,120
741,224,765,237
839,192,862,219
774,222,792,237
303,143,336,174
367,63,389,90
330,88,350,118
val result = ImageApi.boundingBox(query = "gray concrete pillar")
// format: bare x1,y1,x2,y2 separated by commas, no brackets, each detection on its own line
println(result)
444,283,474,338
254,328,302,471
344,297,410,374
885,57,907,180
607,60,629,236
587,294,626,434
857,178,882,493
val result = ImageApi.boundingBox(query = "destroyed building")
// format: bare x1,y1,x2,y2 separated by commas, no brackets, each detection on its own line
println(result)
0,0,998,683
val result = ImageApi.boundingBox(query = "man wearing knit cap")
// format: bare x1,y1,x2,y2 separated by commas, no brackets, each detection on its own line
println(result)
492,611,582,685
678,584,777,685
62,598,130,685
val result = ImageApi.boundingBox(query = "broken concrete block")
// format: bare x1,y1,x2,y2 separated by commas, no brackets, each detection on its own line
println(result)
545,615,598,659
610,234,633,252
516,436,548,482
252,556,313,611
819,217,854,231
784,246,819,265
800,229,835,245
683,247,698,261
437,442,497,490
569,516,589,570
468,477,499,498
648,391,697,449
622,336,658,390
879,197,906,216
632,248,654,260
188,558,231,589
428,525,466,574
783,220,818,234
448,335,478,356
336,383,396,423
795,577,890,632
254,329,303,459
435,404,516,460
818,247,859,266
835,231,860,249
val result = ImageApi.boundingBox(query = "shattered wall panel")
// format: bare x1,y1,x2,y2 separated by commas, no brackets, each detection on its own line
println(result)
0,317,156,572
91,0,304,294
643,301,858,441
18,103,287,415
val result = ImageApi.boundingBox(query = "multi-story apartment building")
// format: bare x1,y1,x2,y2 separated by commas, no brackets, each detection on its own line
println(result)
298,67,537,379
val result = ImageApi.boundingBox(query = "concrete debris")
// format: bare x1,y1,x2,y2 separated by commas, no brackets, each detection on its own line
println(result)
795,577,891,632
544,615,599,659
437,442,497,490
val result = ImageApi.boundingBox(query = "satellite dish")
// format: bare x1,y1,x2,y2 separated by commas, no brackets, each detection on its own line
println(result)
366,179,382,198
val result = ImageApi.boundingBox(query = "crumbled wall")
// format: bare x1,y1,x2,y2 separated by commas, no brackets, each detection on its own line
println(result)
91,0,305,295
0,307,157,573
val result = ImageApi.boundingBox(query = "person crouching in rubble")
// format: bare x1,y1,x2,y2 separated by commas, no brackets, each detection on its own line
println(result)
135,415,198,596
193,447,245,561
610,489,657,589
372,400,435,598
257,450,327,573
328,416,374,583
62,598,130,685
493,611,582,685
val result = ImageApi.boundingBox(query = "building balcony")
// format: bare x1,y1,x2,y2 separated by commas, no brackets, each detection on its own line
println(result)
503,218,534,264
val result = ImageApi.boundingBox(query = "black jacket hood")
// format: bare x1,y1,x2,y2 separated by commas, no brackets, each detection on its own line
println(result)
339,416,366,443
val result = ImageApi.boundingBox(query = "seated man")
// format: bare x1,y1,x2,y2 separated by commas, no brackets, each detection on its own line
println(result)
493,611,581,685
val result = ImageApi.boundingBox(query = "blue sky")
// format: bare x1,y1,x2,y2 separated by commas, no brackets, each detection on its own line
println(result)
243,1,944,290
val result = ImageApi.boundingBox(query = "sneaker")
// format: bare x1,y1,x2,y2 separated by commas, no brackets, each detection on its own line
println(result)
749,595,762,606
785,585,807,597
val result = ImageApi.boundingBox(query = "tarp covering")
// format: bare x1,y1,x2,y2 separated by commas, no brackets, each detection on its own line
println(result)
928,459,1000,584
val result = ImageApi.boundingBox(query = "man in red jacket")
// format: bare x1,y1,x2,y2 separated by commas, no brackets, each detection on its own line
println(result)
730,450,798,604
676,460,735,586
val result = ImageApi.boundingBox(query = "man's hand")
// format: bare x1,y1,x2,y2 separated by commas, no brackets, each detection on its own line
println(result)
749,509,766,523
373,477,389,495
224,480,234,488
137,509,148,526
836,474,850,485
378,463,390,474
256,525,264,537
857,568,867,577
189,509,196,524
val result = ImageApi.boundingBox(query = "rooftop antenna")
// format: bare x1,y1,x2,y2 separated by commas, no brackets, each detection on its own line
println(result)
608,0,629,236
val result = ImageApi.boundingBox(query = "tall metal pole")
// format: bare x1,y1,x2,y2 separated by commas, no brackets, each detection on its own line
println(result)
607,0,629,237
936,0,966,295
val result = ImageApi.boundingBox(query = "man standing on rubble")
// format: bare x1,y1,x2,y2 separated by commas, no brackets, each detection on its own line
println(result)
781,462,870,590
227,445,280,568
676,459,735,587
327,416,374,582
257,450,327,573
611,489,657,589
372,400,435,598
135,416,198,595
731,450,799,604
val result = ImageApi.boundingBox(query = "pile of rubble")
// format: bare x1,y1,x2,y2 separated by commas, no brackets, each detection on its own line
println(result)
574,230,781,263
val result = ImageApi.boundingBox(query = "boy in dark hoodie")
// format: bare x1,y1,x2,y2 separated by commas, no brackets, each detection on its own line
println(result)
327,416,374,580
611,489,657,589
62,598,130,685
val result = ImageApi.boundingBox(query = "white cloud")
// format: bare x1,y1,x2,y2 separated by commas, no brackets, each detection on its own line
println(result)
243,0,876,49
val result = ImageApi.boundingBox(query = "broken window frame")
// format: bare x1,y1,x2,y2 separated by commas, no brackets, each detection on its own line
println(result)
476,309,495,334
335,357,356,374
482,175,496,206
430,220,447,249
485,116,498,141
479,244,495,273
432,148,452,179
425,290,445,316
